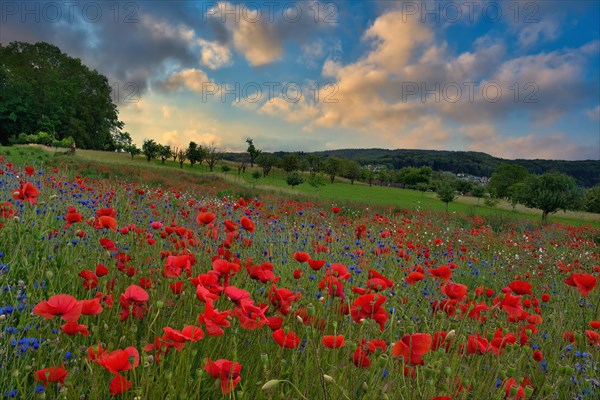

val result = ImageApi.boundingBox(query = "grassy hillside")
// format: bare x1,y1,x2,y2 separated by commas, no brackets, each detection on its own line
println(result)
2,145,598,228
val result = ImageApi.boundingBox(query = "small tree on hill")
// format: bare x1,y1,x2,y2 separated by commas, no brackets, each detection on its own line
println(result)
158,144,172,164
257,153,278,177
286,171,304,188
142,139,159,162
515,172,585,225
343,159,362,184
176,149,187,168
125,144,140,159
471,183,486,204
205,143,221,172
246,138,262,167
436,179,457,213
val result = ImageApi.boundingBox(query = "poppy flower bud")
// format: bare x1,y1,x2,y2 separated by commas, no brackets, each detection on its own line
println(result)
443,367,452,376
323,374,335,384
261,380,280,391
426,379,434,387
362,382,368,391
524,386,534,397
446,329,456,341
377,353,389,367
507,366,516,376
307,303,315,317
156,301,164,309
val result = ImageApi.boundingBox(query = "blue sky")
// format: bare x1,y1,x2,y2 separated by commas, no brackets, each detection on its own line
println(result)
2,0,599,159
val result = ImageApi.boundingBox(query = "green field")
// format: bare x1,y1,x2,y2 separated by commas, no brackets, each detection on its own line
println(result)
2,145,598,228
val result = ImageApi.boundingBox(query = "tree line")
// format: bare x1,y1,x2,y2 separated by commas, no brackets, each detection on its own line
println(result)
223,148,599,188
133,137,600,221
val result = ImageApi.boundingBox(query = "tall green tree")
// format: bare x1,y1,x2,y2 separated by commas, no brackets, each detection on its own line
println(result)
186,142,206,167
324,157,344,183
343,159,362,184
488,163,529,199
256,153,278,177
246,138,262,167
585,185,600,214
0,42,122,149
142,139,159,162
281,153,302,173
515,172,585,224
435,178,457,213
158,144,173,164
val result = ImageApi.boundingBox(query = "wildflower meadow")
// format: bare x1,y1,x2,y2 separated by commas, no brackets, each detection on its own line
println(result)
0,155,598,400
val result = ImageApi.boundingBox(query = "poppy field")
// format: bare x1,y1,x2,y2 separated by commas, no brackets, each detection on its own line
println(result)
0,156,599,400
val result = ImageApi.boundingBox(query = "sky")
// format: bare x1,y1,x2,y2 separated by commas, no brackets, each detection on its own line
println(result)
1,0,599,160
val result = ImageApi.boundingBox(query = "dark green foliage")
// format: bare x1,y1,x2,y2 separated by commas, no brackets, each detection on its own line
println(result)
586,185,600,214
0,41,123,149
488,163,529,198
515,172,586,224
286,171,304,188
221,149,599,188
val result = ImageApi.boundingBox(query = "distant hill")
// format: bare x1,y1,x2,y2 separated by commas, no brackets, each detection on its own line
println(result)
223,148,600,188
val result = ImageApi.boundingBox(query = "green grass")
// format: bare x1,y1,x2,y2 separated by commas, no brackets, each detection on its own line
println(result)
6,145,598,228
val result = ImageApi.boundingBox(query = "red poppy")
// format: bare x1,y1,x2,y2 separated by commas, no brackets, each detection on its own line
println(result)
350,294,388,331
25,166,35,175
197,301,232,336
322,334,345,348
79,269,98,290
442,283,468,301
95,347,139,374
428,265,452,282
565,273,597,297
109,374,132,395
170,281,184,294
196,212,216,225
64,206,84,229
508,280,532,295
80,298,103,315
163,254,194,278
406,271,425,285
466,334,489,355
268,285,300,316
533,350,543,362
33,294,82,321
240,216,255,233
541,293,550,302
590,321,600,329
95,263,109,277
586,330,600,346
293,251,311,263
232,300,268,330
308,259,326,271
119,285,149,321
60,320,90,336
35,365,68,386
332,206,341,213
94,215,118,231
501,293,523,318
272,329,301,348
12,181,40,204
267,316,284,331
204,358,242,395
392,333,432,365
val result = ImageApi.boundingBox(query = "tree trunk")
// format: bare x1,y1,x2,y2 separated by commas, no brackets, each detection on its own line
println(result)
541,210,548,225
445,202,449,213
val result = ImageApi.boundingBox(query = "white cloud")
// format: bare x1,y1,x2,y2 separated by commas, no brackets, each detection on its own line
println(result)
198,39,232,69
161,68,213,93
